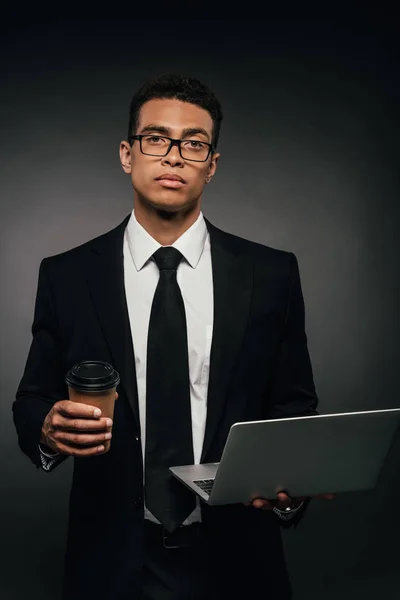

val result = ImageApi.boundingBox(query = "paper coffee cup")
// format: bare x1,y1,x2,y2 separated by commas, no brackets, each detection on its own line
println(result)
65,360,120,452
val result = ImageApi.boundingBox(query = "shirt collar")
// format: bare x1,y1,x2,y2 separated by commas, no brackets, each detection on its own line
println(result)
125,208,208,271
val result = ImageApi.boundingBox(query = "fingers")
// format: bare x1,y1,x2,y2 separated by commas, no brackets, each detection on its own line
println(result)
244,492,292,511
253,498,274,510
54,439,109,457
54,400,112,431
54,425,112,445
55,415,113,432
55,429,112,449
244,492,336,510
45,399,116,457
49,422,112,457
57,400,104,419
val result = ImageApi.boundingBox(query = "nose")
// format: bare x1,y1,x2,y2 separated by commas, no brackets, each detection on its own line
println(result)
161,141,184,167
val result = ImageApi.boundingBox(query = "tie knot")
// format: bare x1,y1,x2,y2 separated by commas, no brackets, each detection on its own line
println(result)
153,246,183,271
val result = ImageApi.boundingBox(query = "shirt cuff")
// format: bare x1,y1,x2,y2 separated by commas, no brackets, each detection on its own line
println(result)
38,443,62,472
272,500,305,520
38,443,60,457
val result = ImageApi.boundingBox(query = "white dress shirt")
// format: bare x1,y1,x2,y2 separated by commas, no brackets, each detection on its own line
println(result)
38,209,303,522
124,208,213,524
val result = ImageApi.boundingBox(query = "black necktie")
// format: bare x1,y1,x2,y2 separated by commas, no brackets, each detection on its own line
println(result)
145,246,196,532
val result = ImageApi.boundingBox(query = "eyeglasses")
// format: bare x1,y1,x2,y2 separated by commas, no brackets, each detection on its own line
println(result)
128,134,215,162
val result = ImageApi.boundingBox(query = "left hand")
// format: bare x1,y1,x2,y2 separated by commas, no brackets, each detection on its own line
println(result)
243,492,335,511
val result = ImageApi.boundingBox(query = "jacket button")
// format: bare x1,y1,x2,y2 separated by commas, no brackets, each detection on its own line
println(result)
133,496,143,508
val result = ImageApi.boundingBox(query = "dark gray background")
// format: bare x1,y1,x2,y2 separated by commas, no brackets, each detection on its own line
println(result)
1,16,399,599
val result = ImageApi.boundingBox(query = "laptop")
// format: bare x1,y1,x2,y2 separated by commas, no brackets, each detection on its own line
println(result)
169,408,400,505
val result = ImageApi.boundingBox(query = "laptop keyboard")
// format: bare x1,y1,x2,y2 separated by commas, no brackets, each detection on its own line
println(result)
193,478,215,495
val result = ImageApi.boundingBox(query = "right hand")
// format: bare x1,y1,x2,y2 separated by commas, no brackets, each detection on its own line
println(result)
40,392,118,457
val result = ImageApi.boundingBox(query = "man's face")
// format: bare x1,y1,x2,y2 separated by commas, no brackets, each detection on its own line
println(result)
120,98,220,213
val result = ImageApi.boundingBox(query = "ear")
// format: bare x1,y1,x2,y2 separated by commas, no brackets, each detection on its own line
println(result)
120,140,132,174
206,152,220,182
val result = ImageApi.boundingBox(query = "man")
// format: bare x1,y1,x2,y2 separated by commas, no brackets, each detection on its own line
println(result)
13,73,333,600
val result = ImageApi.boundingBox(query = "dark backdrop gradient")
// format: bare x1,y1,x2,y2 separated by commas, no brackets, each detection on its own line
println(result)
1,17,399,600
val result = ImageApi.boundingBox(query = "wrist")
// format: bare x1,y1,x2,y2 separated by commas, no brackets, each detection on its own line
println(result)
39,432,56,455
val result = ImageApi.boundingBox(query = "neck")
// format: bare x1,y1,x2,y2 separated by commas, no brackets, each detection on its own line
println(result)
133,198,201,246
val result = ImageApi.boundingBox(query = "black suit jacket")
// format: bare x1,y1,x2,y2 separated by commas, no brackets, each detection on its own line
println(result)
13,213,319,599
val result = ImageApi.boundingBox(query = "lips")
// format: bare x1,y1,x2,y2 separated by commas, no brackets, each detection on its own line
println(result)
155,173,186,189
156,173,186,183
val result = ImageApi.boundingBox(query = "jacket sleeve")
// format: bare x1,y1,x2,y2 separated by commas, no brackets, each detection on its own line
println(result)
264,253,319,529
13,258,69,470
264,252,319,420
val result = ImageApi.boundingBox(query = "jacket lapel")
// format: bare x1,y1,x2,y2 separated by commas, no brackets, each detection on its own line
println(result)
82,213,253,459
82,214,140,433
201,218,253,461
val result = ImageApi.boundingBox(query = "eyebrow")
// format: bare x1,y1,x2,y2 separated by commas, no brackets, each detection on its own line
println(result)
139,124,211,142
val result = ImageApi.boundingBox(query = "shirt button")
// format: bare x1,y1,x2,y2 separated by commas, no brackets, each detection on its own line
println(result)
135,436,139,441
133,496,143,508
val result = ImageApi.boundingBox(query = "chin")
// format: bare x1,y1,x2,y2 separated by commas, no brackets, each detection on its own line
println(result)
146,193,197,214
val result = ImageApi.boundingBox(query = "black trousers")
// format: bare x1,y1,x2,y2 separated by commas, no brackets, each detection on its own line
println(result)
142,519,217,600
141,518,292,600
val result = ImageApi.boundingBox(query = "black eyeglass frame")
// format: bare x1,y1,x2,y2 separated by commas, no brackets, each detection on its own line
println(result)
128,134,215,162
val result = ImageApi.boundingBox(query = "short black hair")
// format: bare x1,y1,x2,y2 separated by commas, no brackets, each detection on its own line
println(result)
128,73,223,149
